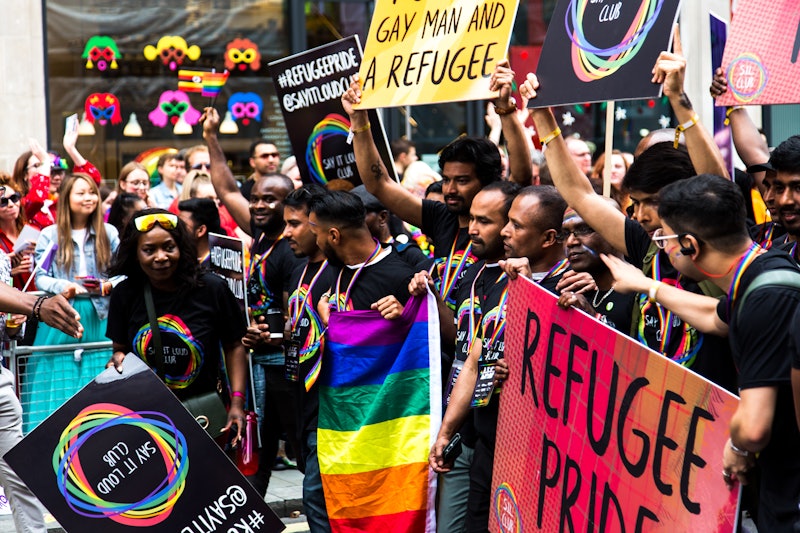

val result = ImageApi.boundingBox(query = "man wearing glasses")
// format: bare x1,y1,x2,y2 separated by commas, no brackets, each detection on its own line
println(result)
600,174,800,533
184,144,211,173
241,140,281,201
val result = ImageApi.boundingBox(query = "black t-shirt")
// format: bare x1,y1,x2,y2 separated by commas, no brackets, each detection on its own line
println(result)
106,273,247,400
715,250,800,532
587,288,636,335
624,218,737,392
247,228,303,357
287,260,339,434
749,220,788,250
472,273,510,449
392,240,433,272
240,177,254,201
421,199,477,309
329,246,415,311
774,238,799,265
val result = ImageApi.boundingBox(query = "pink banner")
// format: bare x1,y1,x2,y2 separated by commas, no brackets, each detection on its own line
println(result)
716,0,800,106
491,278,740,532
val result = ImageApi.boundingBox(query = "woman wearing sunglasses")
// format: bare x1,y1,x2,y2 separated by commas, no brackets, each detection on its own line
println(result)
22,174,119,433
0,185,34,291
105,209,248,442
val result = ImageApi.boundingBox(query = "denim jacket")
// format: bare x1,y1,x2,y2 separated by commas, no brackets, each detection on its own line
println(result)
34,223,120,320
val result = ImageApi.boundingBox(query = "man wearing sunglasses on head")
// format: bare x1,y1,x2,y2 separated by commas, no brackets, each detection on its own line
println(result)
203,107,304,497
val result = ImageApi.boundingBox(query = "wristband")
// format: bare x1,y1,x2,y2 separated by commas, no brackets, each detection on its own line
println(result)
674,114,698,148
31,295,48,321
540,127,562,146
346,122,371,144
231,391,245,399
648,282,662,304
723,106,744,126
729,440,751,457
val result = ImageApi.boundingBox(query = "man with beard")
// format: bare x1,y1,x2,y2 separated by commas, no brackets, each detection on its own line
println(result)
203,107,304,496
283,184,337,533
241,139,282,200
750,136,800,263
426,182,519,533
341,60,532,311
557,206,635,334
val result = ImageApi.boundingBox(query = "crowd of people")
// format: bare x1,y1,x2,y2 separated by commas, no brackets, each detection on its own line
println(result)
0,34,796,533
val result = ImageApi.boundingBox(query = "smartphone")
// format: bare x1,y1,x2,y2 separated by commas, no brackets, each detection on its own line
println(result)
79,276,99,289
442,433,463,465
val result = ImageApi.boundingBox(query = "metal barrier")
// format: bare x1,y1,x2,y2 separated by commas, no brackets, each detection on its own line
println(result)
7,339,113,435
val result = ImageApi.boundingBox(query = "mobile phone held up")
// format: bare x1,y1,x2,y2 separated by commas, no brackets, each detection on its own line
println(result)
442,433,463,465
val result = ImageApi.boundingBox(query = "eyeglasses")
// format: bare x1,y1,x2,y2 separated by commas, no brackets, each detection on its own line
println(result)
125,179,149,189
134,213,178,232
191,162,211,170
256,152,280,159
651,228,679,249
0,194,21,207
558,226,595,241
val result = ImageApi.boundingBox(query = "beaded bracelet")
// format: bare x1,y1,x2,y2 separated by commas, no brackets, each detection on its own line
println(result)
32,295,48,321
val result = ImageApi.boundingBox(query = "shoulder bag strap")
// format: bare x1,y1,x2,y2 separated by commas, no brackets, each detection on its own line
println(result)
143,282,165,380
735,269,800,329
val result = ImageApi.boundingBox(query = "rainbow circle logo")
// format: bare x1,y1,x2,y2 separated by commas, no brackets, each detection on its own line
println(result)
305,114,350,184
493,482,522,533
134,314,203,389
52,403,189,526
726,53,768,103
565,0,664,81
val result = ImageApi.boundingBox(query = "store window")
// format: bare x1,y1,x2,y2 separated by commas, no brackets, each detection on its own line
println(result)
45,0,290,181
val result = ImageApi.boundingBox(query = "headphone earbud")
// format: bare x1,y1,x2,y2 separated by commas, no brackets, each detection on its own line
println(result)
679,244,696,256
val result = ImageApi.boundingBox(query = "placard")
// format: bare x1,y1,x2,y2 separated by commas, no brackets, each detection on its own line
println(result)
710,12,734,178
268,35,396,187
355,0,519,109
531,0,681,107
208,232,248,317
716,0,800,106
491,278,740,532
4,357,284,533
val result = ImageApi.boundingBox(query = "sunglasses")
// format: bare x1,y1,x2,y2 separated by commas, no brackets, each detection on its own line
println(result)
134,213,178,232
191,162,211,170
0,194,21,207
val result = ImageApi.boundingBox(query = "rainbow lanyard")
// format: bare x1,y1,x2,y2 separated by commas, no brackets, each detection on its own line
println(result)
290,260,329,330
790,241,798,263
288,261,329,391
198,250,210,266
540,258,569,283
464,263,489,354
726,242,764,319
439,237,473,302
484,282,509,348
333,240,382,312
247,234,283,284
760,222,775,249
637,252,699,364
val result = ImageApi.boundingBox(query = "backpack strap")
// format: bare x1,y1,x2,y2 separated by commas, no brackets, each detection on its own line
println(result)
735,269,800,327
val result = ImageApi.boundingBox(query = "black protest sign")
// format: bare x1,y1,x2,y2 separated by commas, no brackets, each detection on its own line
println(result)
208,232,248,318
531,0,681,108
5,357,283,533
268,35,396,187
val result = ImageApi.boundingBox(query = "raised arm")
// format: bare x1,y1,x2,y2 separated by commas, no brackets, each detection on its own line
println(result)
601,253,728,335
654,27,728,179
342,77,424,228
521,74,629,255
202,107,253,233
490,60,534,185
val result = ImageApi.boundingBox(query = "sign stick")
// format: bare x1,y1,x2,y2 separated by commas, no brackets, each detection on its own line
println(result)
603,101,614,198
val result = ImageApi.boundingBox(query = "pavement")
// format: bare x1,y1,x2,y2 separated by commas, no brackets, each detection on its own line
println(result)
0,467,308,532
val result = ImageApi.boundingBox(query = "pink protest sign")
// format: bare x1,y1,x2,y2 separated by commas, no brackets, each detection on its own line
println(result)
716,0,800,106
491,278,740,532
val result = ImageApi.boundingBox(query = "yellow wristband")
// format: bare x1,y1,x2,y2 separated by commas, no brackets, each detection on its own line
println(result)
723,106,744,126
346,122,371,144
540,127,562,146
674,114,698,148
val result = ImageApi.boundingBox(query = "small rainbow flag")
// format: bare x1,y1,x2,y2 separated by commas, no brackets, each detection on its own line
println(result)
177,69,205,93
318,292,441,532
201,70,229,98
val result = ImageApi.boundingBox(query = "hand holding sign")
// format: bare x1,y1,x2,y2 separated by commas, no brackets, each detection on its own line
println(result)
651,25,686,100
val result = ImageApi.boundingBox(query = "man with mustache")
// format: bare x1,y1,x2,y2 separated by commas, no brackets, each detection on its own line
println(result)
557,206,635,333
203,107,304,496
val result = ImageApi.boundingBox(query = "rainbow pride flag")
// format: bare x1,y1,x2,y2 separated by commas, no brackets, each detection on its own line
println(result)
202,70,229,98
318,292,441,532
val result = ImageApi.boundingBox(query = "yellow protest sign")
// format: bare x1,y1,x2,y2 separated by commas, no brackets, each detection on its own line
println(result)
356,0,519,109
